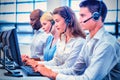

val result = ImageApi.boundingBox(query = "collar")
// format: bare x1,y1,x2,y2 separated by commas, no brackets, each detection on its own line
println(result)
86,27,106,41
35,28,44,34
60,34,76,43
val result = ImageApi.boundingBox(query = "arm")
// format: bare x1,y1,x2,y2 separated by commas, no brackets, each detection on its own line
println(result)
56,43,118,80
51,39,84,69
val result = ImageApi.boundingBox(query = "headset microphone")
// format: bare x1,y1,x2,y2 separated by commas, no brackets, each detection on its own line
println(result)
49,20,55,32
83,16,93,23
83,12,100,23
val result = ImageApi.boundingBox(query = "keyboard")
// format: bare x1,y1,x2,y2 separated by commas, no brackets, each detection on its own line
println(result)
21,65,42,76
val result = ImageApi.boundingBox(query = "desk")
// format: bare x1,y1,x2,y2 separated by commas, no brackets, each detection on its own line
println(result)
0,68,50,80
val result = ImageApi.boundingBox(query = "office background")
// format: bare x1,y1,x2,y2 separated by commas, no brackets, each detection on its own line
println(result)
0,0,120,45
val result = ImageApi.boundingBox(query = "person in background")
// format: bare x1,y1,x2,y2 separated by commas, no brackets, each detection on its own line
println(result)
22,9,49,61
40,12,59,61
26,6,86,76
33,0,120,80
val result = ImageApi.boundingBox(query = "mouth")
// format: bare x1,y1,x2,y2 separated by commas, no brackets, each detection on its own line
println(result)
56,28,60,30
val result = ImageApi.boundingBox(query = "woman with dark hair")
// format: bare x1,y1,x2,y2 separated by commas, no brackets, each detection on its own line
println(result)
52,6,86,38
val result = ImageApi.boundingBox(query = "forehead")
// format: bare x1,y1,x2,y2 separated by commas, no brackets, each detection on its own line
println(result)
79,7,91,14
41,20,49,23
30,11,39,19
53,14,64,20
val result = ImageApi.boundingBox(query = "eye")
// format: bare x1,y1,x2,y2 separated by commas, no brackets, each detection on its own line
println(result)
55,19,59,23
43,23,47,25
80,14,85,17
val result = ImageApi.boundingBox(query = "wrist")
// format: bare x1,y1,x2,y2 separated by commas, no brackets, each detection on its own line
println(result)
51,71,58,80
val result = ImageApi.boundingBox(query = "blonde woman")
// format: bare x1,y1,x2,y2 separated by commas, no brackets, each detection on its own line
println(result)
40,12,59,61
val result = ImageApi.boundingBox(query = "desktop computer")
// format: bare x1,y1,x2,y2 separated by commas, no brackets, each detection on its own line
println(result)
0,28,42,77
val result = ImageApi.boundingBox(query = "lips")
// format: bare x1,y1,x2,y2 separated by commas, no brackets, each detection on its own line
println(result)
56,28,60,30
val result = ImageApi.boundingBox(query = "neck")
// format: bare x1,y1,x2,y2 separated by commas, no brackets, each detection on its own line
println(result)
89,23,103,38
53,33,59,40
65,29,73,43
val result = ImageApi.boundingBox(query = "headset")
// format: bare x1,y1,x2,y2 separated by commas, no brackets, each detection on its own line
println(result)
51,20,55,25
49,20,55,32
64,6,71,26
83,0,102,23
49,12,55,32
61,6,72,33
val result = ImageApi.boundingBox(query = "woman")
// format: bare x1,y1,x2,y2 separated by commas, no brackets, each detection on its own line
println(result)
40,12,59,61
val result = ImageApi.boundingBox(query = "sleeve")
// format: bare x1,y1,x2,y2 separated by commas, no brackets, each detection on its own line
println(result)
56,43,117,80
50,38,85,73
53,42,86,75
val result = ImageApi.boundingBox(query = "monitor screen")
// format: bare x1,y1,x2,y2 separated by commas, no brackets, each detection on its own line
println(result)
0,32,4,63
0,31,8,67
0,32,3,48
5,28,23,67
0,32,2,43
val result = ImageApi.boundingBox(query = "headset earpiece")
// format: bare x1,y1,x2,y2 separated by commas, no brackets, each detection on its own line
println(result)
49,20,55,32
92,12,100,21
64,6,71,26
51,20,55,25
65,18,71,25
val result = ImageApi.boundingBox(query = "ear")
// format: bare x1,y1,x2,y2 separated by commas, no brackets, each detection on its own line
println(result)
92,12,100,21
51,20,55,25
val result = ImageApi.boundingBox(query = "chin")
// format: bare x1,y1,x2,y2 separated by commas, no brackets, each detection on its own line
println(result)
81,28,86,30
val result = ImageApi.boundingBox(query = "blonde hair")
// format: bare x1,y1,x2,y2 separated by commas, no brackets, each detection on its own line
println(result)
40,12,53,22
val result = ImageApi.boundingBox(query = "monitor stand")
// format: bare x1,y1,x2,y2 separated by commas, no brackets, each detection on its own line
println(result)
0,45,15,70
4,66,23,77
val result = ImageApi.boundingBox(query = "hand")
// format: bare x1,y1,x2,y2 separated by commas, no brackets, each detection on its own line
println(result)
25,58,35,66
21,54,29,62
33,63,44,69
34,66,58,79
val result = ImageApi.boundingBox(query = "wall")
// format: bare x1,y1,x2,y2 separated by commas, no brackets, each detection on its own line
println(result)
47,0,68,12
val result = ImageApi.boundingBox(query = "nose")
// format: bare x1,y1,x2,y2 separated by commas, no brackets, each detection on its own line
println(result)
30,20,33,25
79,17,82,23
42,26,45,30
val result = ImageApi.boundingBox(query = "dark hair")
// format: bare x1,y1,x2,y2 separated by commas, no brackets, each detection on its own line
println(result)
53,6,86,38
79,0,107,22
37,9,44,19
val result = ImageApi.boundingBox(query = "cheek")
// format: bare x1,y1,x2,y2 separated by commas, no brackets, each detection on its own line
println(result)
80,23,89,30
60,22,66,30
32,21,36,25
47,23,52,29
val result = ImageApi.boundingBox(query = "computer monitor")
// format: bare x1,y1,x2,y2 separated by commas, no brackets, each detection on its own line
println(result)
0,32,3,51
5,28,23,67
0,32,2,43
0,32,4,63
0,30,8,68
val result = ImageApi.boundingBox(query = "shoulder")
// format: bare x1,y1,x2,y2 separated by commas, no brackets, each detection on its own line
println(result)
46,35,53,42
74,37,85,44
100,32,117,46
70,37,85,48
95,32,119,52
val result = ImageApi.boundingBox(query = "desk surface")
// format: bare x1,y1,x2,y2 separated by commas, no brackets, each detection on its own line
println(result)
0,68,50,80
